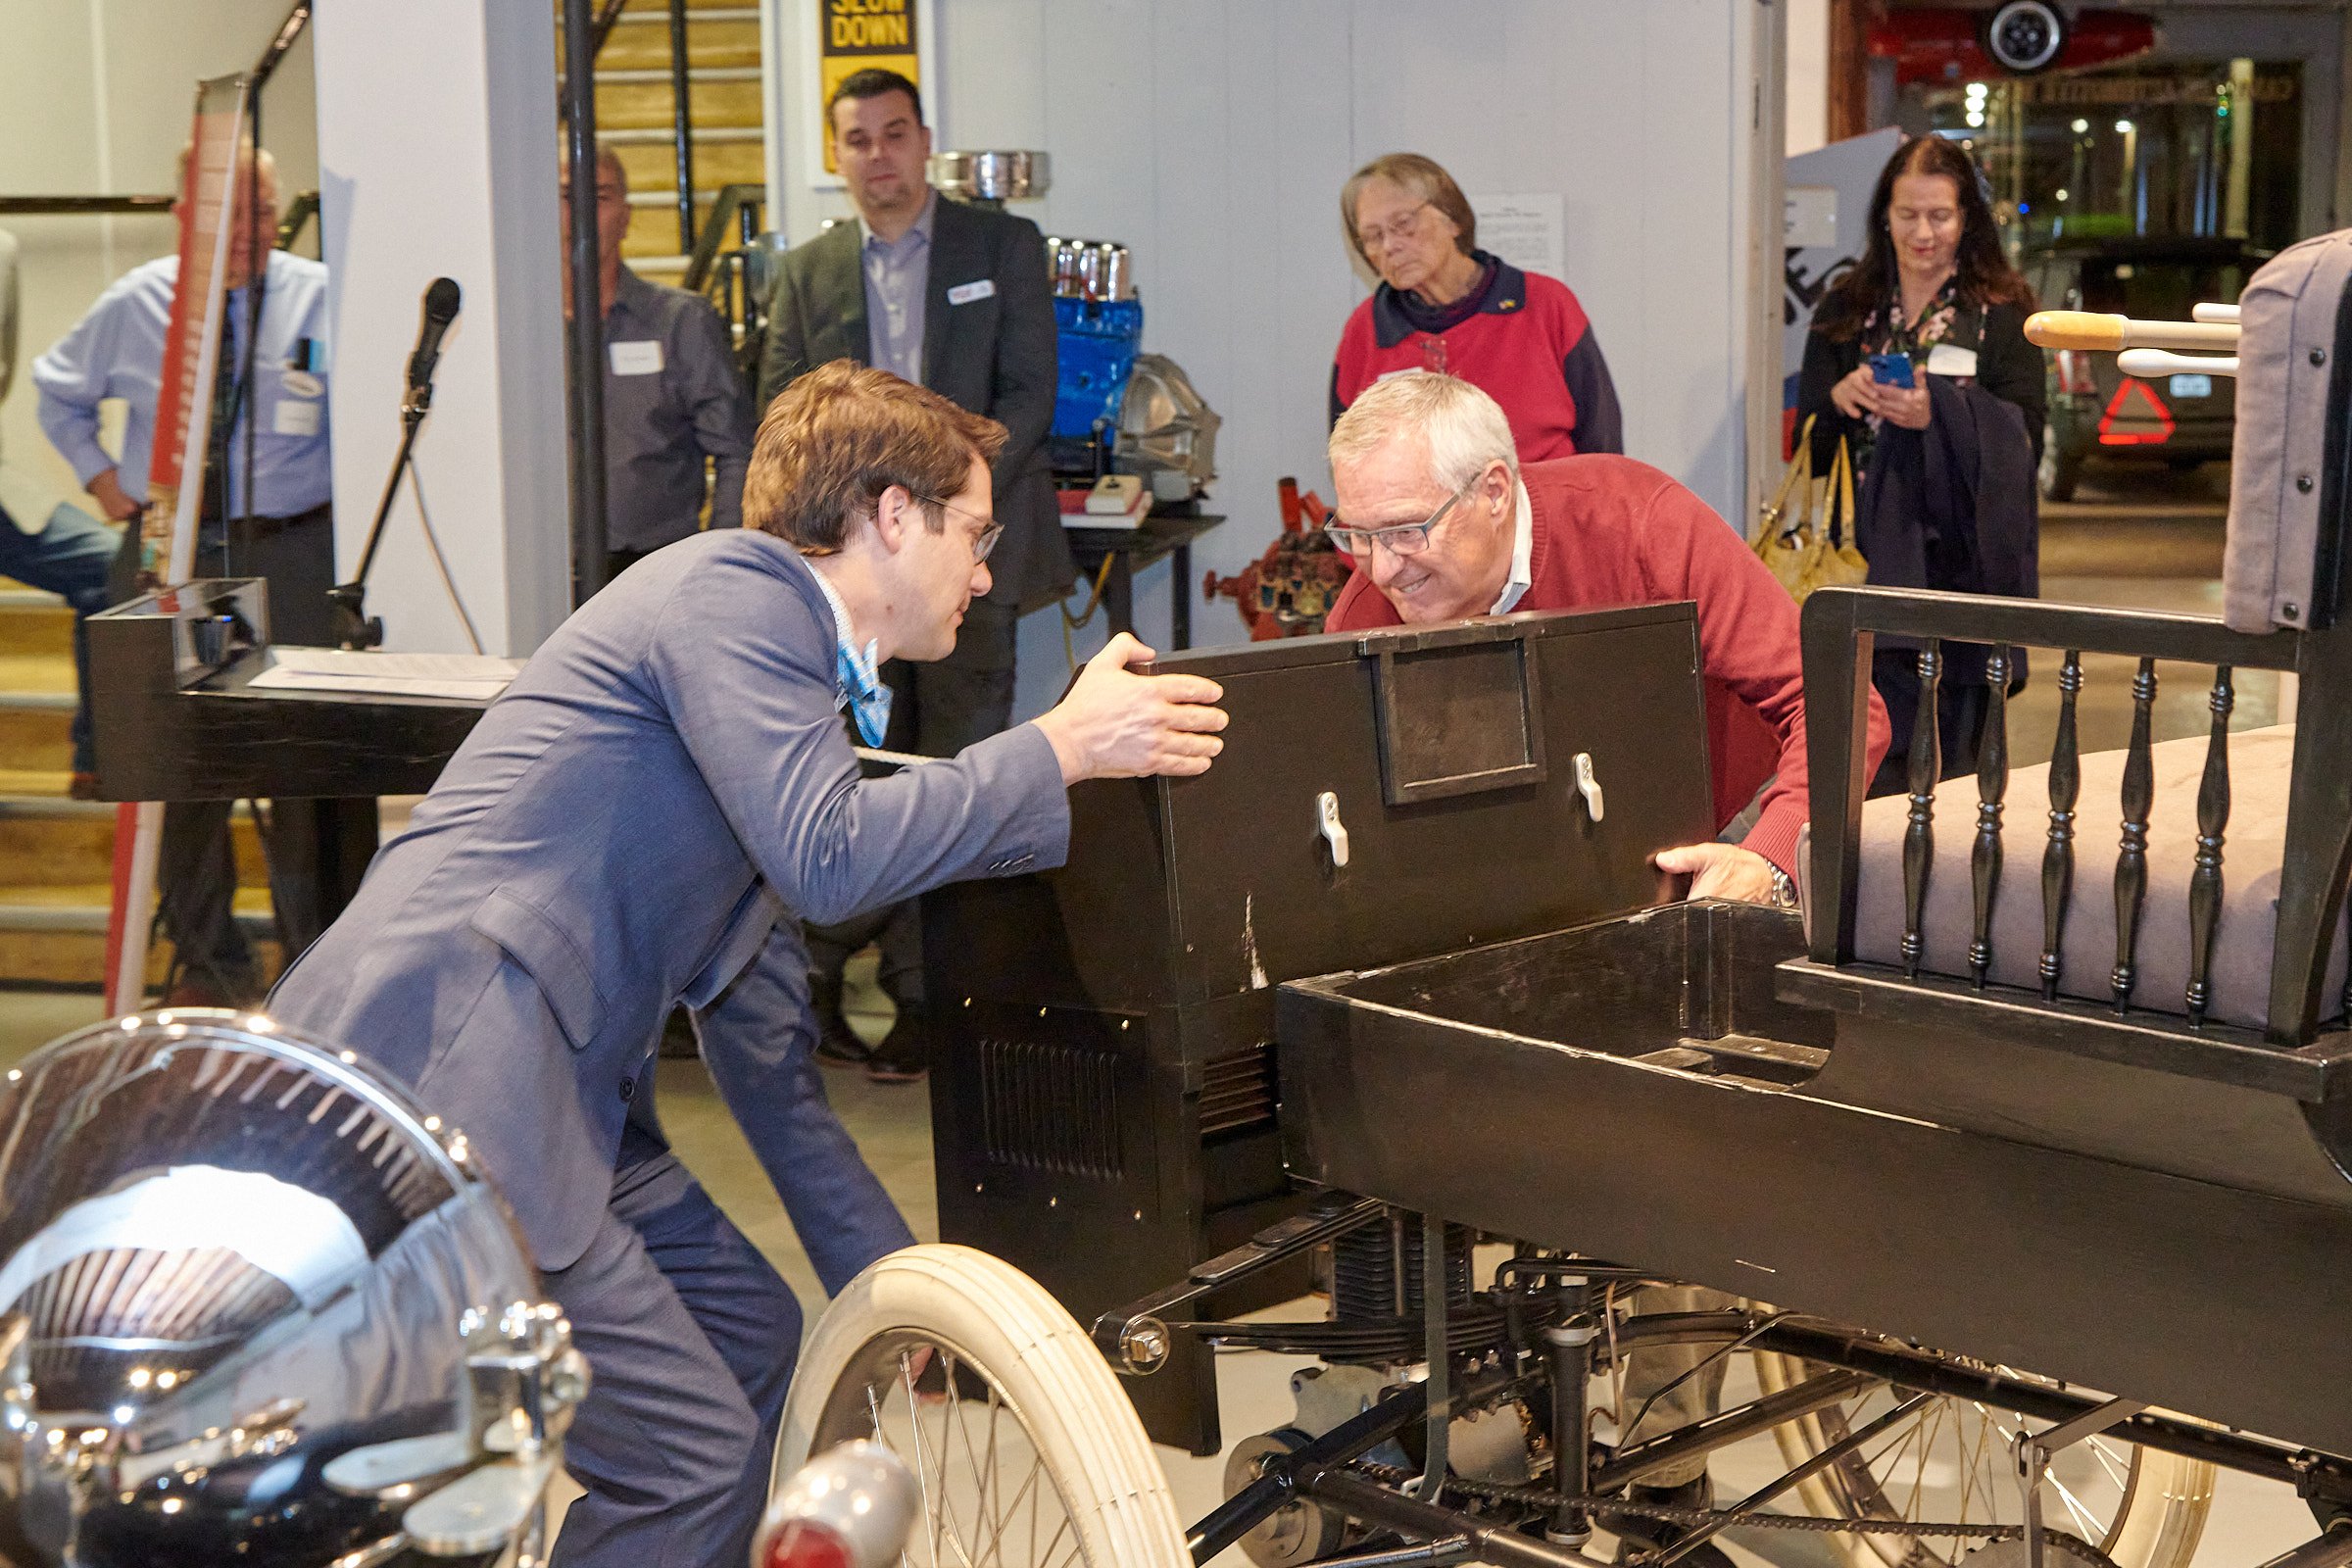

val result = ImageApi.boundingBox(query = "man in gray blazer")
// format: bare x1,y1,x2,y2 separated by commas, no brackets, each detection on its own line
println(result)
758,67,1064,1080
270,363,1226,1568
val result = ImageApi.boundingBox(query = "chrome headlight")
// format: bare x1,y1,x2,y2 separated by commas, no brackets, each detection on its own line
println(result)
0,1009,586,1567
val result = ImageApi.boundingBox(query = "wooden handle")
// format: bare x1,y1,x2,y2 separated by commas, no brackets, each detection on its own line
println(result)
2026,311,2129,350
2026,310,2240,353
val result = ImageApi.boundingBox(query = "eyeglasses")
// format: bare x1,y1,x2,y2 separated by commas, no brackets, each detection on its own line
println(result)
1355,201,1434,254
919,496,1004,564
1327,485,1471,559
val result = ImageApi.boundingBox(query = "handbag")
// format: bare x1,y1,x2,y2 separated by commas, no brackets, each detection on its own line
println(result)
1752,416,1868,603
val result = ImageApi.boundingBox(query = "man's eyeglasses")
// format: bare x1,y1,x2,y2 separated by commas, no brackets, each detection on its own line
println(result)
1355,201,1434,254
1327,485,1471,559
919,496,1004,564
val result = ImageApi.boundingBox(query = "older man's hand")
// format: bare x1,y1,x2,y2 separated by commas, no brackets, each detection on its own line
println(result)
1653,842,1781,906
1035,633,1229,783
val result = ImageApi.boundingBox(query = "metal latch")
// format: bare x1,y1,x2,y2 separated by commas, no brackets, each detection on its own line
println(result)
1315,791,1350,868
1573,753,1604,822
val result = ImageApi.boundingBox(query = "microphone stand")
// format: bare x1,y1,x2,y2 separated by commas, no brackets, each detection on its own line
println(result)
328,380,429,650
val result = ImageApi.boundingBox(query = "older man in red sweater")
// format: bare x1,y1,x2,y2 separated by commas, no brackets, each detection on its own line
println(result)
1324,371,1888,906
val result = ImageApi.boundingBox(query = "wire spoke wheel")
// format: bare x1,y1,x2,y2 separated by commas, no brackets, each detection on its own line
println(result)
774,1245,1191,1568
1751,1353,2212,1568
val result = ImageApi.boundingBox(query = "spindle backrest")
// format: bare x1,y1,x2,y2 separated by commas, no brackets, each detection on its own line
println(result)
1803,231,2352,1051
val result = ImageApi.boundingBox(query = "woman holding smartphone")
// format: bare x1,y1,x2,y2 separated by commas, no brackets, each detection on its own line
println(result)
1796,135,2044,794
1797,135,2043,477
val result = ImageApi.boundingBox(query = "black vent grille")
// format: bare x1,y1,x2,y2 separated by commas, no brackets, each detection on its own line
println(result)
1199,1041,1277,1139
978,1037,1122,1179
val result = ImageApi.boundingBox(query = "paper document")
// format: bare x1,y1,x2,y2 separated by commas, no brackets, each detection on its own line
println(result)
249,647,522,702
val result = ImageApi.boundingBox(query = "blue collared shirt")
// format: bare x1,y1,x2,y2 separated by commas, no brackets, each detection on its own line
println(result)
807,560,892,745
32,249,333,518
858,191,936,384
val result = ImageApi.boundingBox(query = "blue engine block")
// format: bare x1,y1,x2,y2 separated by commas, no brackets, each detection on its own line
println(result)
1052,295,1145,440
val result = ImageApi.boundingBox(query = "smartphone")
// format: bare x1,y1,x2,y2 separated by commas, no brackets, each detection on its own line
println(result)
1868,352,1917,389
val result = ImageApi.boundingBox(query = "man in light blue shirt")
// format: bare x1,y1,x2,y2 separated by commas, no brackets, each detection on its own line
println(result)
859,189,932,385
33,158,333,538
32,149,341,1005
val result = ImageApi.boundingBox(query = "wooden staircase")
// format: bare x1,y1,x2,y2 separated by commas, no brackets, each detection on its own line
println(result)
581,0,768,285
0,579,270,990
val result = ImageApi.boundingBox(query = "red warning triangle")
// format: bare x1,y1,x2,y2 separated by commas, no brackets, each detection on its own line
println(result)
2097,378,2175,446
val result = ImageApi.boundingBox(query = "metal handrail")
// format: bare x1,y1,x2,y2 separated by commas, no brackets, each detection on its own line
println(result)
251,1,310,86
681,182,762,293
590,0,630,57
276,190,319,251
557,0,635,127
0,196,172,216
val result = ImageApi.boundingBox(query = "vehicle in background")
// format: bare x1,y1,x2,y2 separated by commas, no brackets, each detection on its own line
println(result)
2022,236,2267,500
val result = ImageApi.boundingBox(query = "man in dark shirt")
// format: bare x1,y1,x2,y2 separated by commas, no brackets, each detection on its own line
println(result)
564,145,753,580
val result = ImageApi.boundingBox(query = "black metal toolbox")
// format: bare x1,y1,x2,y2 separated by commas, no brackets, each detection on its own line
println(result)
924,605,1720,1451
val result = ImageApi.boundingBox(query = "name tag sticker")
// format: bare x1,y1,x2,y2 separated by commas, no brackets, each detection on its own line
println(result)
1924,343,1979,379
947,279,996,307
281,369,324,399
610,340,664,375
273,398,321,437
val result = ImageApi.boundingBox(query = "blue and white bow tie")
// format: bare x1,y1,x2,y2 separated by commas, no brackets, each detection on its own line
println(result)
836,637,893,746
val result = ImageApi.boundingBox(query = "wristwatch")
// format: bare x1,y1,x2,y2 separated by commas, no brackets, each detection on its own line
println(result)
1766,863,1800,910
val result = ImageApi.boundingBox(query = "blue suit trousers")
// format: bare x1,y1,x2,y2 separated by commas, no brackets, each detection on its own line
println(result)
546,1125,802,1568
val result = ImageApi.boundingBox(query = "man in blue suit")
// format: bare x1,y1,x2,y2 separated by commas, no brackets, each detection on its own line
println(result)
270,361,1228,1566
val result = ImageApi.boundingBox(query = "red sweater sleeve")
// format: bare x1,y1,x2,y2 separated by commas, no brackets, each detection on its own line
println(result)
1632,475,1889,878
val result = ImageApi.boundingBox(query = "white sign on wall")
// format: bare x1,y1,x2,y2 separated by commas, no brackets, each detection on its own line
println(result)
1470,192,1564,280
1782,127,1903,395
1784,185,1838,249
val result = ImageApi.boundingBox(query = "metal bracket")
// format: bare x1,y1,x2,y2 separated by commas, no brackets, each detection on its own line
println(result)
1417,1211,1450,1501
2016,1397,2146,1568
1318,790,1351,868
1092,1196,1388,1371
1573,753,1604,822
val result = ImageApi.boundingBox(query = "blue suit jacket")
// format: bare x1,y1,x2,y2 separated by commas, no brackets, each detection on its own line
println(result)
271,530,1069,1270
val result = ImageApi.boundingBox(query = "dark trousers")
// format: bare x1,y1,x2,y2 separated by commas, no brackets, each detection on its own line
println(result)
0,499,121,773
605,547,661,585
159,508,360,993
804,598,1018,1004
1867,648,1993,800
545,1125,801,1568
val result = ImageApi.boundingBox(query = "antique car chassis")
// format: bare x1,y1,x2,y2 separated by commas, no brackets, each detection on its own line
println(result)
1082,535,2352,1567
1098,1190,2352,1568
1058,260,2352,1568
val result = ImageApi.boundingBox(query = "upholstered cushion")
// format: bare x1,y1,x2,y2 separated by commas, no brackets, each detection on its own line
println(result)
2225,231,2352,634
1852,723,2348,1030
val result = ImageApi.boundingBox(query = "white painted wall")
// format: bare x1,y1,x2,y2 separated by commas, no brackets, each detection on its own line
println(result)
1786,0,1830,157
0,0,316,498
313,0,570,657
762,0,1770,722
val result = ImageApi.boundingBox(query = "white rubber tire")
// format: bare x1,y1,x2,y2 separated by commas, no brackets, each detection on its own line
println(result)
772,1244,1191,1568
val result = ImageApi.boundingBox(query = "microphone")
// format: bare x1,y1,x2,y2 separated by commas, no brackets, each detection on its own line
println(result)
405,277,463,407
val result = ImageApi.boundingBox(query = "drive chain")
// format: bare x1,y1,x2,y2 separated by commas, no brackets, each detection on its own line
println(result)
1345,1460,2123,1568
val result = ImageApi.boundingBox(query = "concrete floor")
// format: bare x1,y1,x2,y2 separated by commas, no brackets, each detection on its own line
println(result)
0,457,2327,1567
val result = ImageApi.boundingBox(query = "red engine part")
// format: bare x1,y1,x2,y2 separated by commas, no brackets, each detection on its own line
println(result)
1870,7,2157,84
1204,475,1355,640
